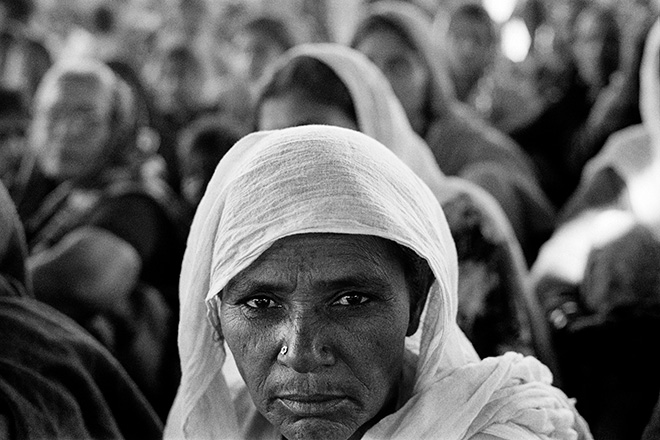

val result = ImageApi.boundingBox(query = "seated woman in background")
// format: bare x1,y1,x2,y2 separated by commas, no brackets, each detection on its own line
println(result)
10,58,190,421
255,43,554,364
529,20,660,439
510,2,654,208
143,39,223,193
232,14,301,96
350,0,556,265
176,114,243,208
437,3,544,135
0,180,162,440
164,124,591,440
559,18,660,225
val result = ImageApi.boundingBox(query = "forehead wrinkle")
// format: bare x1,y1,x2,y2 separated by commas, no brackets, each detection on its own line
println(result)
222,235,404,299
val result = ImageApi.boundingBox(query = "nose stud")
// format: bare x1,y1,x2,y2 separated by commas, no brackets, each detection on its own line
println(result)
280,345,288,356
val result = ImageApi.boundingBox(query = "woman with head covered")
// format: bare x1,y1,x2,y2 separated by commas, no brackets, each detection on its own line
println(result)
256,42,548,362
164,125,591,440
349,1,556,265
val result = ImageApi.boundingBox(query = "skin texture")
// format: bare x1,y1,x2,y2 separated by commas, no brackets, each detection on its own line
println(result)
258,91,359,131
219,234,421,440
32,76,113,182
354,28,430,133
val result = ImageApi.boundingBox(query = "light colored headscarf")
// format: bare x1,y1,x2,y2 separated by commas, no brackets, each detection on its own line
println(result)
164,125,591,439
269,42,554,369
274,43,506,225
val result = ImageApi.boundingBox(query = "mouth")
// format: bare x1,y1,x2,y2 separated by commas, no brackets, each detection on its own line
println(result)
275,394,350,416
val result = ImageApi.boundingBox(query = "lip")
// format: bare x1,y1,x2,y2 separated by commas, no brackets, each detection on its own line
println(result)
276,395,350,416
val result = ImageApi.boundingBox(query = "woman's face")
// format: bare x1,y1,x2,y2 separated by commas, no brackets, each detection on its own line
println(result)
445,16,495,79
572,11,609,88
354,27,430,119
156,55,204,114
258,91,359,131
32,76,113,181
234,29,287,84
220,233,418,440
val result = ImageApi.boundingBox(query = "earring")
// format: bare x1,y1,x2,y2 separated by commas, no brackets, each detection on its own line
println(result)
280,345,288,355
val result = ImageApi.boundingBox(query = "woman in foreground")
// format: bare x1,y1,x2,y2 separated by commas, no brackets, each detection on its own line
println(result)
164,125,590,439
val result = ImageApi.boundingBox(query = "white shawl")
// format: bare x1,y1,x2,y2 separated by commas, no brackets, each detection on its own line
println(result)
274,43,556,375
164,125,590,439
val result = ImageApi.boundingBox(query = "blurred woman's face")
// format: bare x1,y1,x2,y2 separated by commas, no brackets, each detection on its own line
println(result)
258,91,359,131
572,11,609,88
156,55,204,114
234,30,287,84
219,233,417,440
32,76,113,181
354,28,430,120
445,16,495,79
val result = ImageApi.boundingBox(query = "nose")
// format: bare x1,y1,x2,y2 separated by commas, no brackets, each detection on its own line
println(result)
278,311,336,373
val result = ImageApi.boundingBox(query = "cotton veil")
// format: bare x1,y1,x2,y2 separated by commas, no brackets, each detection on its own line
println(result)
165,125,590,439
273,43,556,374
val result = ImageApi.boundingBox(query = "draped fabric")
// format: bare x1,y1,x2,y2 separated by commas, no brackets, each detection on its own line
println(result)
272,42,552,363
164,125,591,439
0,296,163,440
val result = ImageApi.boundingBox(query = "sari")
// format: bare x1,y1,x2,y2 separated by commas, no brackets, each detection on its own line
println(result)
164,125,591,439
350,1,556,265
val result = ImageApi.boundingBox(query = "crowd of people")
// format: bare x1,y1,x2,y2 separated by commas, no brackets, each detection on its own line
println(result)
1,0,659,438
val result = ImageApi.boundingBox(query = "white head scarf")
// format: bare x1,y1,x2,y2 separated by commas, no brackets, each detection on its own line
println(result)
271,43,555,371
165,125,591,440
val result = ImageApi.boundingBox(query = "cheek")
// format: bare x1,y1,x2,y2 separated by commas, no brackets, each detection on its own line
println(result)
338,305,410,393
220,307,278,392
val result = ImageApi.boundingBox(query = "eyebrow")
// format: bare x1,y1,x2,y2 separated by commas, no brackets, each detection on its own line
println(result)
223,272,395,298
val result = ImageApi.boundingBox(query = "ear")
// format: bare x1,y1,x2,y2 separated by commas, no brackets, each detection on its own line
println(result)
406,282,431,336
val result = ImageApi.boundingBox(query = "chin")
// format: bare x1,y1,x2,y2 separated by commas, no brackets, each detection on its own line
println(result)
279,418,359,440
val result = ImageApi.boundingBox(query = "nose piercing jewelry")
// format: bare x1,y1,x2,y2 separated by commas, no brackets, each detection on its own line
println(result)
280,345,288,355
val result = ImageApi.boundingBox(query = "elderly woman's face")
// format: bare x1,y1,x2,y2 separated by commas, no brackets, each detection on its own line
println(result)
220,233,417,440
32,76,113,181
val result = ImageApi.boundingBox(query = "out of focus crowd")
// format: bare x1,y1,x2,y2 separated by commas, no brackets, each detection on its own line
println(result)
1,0,660,439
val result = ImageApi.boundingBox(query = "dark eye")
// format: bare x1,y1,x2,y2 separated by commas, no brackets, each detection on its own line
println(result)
333,294,370,306
245,297,280,309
